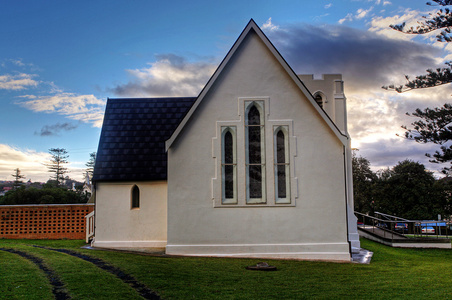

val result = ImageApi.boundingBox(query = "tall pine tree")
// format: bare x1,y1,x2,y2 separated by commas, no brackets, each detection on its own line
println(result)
45,148,69,186
11,168,25,190
384,1,452,173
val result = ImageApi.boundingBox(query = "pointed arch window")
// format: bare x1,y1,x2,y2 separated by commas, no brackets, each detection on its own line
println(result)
274,126,290,203
222,126,237,204
245,101,266,204
214,97,295,207
131,185,140,209
314,93,323,108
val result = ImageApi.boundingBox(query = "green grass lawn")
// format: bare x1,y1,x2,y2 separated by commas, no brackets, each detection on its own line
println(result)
1,238,452,299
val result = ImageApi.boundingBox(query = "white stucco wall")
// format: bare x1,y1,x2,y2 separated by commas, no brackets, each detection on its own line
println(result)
166,30,351,261
93,181,167,248
300,74,360,252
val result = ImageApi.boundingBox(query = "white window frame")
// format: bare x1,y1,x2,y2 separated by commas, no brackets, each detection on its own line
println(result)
212,97,298,207
274,126,291,204
221,126,237,204
244,100,266,204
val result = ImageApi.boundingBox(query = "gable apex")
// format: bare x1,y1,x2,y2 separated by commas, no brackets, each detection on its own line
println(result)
166,19,348,150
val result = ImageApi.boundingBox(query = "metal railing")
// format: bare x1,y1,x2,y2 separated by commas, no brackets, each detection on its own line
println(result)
355,211,450,240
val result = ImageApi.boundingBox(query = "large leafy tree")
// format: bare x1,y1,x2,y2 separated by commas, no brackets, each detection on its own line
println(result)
373,160,449,220
385,1,452,173
352,154,377,214
45,148,69,186
0,185,89,205
385,0,452,92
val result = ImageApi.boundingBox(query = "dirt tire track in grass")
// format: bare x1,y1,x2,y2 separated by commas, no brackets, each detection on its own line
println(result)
34,246,160,300
0,248,71,300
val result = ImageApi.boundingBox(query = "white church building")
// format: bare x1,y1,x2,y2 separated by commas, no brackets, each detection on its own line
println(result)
92,19,360,262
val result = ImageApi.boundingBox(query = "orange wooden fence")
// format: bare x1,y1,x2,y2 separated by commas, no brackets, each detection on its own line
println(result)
0,204,94,240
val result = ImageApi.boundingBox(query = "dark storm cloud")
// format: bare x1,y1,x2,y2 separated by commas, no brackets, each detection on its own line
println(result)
35,122,78,137
264,23,451,174
111,24,440,97
358,137,445,174
106,21,450,173
267,24,440,91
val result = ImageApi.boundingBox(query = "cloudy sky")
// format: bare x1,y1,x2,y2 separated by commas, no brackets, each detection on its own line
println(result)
1,0,451,182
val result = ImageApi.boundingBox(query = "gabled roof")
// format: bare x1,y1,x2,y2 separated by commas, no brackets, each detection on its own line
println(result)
92,97,196,182
166,19,348,150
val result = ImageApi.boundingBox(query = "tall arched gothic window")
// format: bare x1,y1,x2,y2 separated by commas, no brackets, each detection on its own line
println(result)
222,127,237,204
245,102,266,204
214,98,294,207
274,126,290,203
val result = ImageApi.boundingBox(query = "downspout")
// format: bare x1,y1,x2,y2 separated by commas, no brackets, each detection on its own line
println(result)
344,137,361,254
343,145,352,257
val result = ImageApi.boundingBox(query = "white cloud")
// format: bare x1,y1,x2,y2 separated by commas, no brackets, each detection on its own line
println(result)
325,3,332,9
112,54,217,97
339,13,353,24
0,73,38,90
16,93,106,128
347,84,452,175
0,144,86,182
10,59,25,67
356,7,374,19
0,145,50,182
369,9,438,42
369,0,390,5
262,17,279,31
339,6,374,24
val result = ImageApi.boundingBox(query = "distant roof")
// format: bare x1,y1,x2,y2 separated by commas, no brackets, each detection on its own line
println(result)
92,97,196,182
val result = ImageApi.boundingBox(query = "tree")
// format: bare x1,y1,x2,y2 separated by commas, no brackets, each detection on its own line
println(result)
402,104,452,173
373,160,449,220
45,148,69,186
11,168,25,190
383,0,452,92
383,1,452,172
85,152,96,180
0,185,89,205
352,154,377,214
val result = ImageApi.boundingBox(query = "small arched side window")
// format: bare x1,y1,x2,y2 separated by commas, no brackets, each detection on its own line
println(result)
274,126,290,204
131,185,140,209
314,93,323,108
222,126,237,204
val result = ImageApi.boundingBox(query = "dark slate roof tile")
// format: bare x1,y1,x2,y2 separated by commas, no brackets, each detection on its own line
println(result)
93,97,196,182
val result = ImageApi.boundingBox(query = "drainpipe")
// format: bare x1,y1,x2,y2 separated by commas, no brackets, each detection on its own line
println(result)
344,139,360,253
